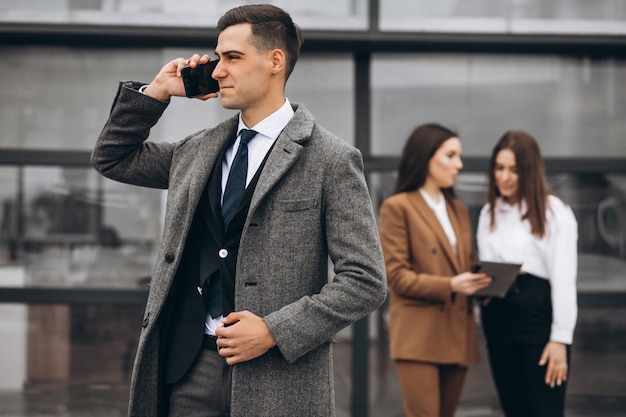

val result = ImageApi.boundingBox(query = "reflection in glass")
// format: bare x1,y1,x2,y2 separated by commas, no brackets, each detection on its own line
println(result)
371,54,626,157
380,0,626,33
0,0,367,29
0,166,161,288
0,47,161,150
286,54,355,145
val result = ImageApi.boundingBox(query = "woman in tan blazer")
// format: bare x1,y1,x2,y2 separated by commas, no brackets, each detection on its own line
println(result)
379,123,491,417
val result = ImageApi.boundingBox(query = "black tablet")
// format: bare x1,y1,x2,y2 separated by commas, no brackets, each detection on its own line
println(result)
473,261,522,298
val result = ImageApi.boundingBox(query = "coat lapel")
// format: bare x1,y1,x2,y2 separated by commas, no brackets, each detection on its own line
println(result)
408,191,462,273
247,104,312,218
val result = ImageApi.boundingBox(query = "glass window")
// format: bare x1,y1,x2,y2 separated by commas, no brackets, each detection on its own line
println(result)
0,167,18,264
286,54,355,146
0,300,141,413
0,47,354,150
371,53,626,157
380,0,626,34
0,166,161,288
0,0,367,30
0,46,162,150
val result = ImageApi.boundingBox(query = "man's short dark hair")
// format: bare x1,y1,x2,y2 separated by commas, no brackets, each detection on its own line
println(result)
217,4,303,81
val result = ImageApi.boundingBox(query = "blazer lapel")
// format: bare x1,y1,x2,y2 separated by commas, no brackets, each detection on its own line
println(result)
408,191,462,273
445,198,469,272
187,118,239,238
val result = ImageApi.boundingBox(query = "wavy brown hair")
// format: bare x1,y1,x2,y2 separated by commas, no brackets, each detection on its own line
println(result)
487,130,551,237
394,123,459,199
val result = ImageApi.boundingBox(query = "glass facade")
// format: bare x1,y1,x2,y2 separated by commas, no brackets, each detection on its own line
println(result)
0,0,367,29
380,0,626,33
0,1,625,416
371,53,626,157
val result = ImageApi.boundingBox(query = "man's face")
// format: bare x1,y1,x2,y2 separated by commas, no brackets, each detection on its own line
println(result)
213,23,274,113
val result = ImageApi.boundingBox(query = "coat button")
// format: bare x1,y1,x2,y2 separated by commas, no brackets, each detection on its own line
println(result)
164,253,175,263
218,249,228,258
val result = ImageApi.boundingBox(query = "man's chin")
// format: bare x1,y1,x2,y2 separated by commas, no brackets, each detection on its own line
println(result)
219,97,239,110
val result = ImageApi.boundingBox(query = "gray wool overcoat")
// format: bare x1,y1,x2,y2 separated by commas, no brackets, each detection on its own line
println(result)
91,81,387,417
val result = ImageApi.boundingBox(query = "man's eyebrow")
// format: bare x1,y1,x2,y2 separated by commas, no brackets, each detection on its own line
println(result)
215,50,244,57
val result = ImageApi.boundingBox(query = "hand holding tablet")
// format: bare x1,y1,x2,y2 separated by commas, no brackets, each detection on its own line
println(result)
473,261,522,298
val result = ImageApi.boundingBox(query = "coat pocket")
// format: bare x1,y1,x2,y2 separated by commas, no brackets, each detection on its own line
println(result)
271,198,318,212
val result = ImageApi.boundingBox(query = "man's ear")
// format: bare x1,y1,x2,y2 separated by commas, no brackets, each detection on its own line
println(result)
269,49,286,74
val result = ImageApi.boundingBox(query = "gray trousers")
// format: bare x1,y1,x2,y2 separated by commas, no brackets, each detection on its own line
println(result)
169,348,232,417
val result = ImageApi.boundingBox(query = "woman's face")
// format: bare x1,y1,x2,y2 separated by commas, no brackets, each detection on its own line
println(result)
493,148,519,203
426,137,463,190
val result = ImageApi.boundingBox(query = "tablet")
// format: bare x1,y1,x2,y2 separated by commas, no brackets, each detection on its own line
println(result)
473,261,522,298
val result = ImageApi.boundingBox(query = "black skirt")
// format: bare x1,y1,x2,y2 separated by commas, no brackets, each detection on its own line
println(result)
481,274,552,347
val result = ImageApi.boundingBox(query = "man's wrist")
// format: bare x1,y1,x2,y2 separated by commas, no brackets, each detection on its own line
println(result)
142,83,171,102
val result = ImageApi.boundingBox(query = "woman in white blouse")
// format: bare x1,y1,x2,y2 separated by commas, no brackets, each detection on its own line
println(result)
477,130,578,417
379,123,491,417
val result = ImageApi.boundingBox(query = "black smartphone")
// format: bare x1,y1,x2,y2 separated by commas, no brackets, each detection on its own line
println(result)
181,60,220,97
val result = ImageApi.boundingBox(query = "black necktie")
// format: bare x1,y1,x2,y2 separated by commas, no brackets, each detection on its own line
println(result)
221,129,257,228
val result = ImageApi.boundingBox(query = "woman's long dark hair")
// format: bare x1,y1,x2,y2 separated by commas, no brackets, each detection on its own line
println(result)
394,123,459,199
487,130,551,237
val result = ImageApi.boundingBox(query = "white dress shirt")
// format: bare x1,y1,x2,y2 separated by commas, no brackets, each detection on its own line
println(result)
419,189,458,255
221,98,295,193
476,195,578,344
205,98,295,335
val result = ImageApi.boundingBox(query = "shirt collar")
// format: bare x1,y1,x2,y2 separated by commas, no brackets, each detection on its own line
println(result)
495,196,527,214
237,98,294,140
419,188,446,211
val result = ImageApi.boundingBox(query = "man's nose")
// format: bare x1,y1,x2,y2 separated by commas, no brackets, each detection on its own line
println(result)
212,61,224,79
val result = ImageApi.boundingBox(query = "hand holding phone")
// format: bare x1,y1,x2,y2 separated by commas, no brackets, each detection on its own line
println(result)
181,59,220,97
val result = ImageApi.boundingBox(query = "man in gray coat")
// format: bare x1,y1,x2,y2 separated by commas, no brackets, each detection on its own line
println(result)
91,4,386,417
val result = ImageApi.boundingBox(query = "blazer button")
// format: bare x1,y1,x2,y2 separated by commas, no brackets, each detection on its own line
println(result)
218,249,228,259
164,253,175,263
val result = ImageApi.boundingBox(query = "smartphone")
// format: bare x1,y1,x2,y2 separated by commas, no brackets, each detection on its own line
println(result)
181,60,220,97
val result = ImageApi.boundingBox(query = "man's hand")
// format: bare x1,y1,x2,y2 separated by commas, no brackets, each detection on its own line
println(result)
143,54,218,102
215,310,277,365
539,341,568,388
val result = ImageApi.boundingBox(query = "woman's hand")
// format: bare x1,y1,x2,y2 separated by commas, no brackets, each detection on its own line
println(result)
450,272,491,295
539,341,568,388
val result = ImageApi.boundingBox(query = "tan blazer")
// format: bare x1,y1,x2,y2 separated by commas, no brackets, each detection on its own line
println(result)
379,190,478,366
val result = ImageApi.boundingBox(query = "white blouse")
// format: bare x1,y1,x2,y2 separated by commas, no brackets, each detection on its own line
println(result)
476,195,578,344
419,189,457,254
